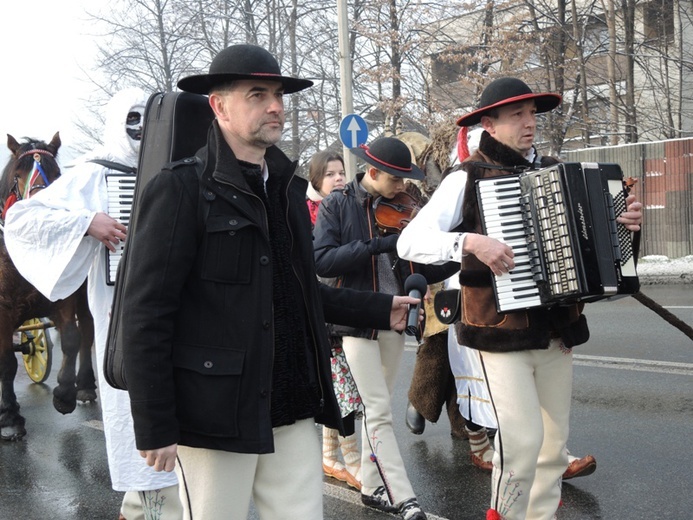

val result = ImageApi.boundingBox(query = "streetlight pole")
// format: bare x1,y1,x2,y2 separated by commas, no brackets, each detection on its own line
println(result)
337,0,357,180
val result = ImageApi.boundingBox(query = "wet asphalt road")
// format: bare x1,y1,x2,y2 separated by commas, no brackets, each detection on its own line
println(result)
0,284,691,520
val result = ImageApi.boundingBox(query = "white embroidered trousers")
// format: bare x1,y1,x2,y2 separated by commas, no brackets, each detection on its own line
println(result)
480,339,572,520
342,330,415,505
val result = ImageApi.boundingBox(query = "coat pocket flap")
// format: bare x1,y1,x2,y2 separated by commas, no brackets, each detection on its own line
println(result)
172,344,245,376
206,215,254,233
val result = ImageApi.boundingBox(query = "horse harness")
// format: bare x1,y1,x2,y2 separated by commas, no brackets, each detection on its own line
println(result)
1,148,60,221
10,148,60,204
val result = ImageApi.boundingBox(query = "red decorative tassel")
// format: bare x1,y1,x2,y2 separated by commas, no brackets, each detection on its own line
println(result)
457,127,470,163
2,193,18,220
486,509,502,520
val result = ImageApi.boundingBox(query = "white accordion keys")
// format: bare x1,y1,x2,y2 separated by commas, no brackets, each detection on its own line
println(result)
105,173,136,285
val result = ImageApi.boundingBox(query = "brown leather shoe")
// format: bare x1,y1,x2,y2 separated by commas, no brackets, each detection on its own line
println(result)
470,452,493,471
467,427,493,471
343,469,362,491
323,463,362,491
562,454,597,480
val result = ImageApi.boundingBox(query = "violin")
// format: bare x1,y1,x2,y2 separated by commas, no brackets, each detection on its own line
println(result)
374,191,422,235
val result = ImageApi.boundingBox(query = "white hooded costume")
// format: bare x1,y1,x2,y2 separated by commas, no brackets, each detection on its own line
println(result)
446,127,497,429
5,88,178,492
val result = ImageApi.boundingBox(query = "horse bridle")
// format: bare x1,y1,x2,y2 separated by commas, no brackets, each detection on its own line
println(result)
12,148,59,200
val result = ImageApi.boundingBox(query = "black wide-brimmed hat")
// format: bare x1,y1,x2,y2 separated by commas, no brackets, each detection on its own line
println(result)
456,77,562,127
350,137,424,180
178,44,314,95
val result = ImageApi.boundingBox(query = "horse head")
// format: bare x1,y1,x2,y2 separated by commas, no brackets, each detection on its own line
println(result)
1,132,61,219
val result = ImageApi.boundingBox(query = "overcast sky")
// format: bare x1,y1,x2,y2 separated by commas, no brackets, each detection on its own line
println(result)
0,1,102,164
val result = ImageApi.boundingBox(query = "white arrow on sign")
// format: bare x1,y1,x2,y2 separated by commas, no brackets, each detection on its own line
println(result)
347,116,362,148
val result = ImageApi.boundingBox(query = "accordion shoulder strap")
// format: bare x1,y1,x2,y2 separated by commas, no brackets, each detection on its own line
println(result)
89,159,136,174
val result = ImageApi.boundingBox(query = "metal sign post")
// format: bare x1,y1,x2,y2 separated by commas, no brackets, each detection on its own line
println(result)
337,0,357,180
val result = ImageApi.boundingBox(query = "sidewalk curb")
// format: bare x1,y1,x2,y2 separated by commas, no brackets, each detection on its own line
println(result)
638,273,692,285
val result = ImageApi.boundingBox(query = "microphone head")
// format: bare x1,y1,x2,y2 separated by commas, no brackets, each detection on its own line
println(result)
404,273,428,296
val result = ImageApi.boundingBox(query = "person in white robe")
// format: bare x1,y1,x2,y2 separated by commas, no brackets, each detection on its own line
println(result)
446,128,497,432
4,88,182,520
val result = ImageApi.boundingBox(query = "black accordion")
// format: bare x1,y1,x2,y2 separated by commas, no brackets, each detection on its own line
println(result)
476,162,639,313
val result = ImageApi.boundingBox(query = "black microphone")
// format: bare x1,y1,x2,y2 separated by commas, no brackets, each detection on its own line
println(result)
404,273,428,336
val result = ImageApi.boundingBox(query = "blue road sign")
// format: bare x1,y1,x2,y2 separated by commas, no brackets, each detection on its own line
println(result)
339,114,369,148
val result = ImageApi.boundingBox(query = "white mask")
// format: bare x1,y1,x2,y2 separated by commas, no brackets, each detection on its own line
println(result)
125,105,145,151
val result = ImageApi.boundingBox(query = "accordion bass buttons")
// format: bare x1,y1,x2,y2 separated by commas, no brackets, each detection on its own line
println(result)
605,193,623,262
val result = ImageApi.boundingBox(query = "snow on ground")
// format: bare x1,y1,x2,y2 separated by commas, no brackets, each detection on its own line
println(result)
637,255,693,284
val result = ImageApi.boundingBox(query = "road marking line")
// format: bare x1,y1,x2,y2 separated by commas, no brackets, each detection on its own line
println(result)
406,346,693,375
574,354,693,375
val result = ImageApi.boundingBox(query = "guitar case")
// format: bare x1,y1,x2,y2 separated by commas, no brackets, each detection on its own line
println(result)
104,91,214,390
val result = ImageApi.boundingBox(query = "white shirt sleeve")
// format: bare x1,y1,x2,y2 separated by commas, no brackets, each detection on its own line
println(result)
397,169,469,265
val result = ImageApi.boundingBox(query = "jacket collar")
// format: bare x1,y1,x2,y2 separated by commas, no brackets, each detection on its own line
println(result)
306,180,323,202
477,130,535,169
345,172,371,207
199,121,296,190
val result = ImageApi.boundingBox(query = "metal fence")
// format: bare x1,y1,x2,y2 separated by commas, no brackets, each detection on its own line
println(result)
564,138,693,259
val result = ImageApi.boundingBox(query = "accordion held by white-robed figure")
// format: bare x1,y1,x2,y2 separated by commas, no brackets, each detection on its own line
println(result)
105,173,136,285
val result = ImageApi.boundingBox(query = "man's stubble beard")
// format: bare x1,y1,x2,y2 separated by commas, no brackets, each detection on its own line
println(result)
252,121,284,148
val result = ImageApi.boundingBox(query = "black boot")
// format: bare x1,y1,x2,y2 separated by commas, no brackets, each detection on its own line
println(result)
405,401,425,434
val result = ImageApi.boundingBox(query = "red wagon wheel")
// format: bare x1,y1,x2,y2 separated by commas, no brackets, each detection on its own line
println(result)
17,318,54,383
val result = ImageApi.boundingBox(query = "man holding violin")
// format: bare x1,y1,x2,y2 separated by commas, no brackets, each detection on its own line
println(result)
313,137,457,520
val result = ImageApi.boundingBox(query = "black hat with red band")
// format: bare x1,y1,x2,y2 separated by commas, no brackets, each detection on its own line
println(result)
178,44,313,95
456,77,562,127
350,137,424,180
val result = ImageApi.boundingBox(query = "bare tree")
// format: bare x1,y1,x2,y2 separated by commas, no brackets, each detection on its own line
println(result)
79,0,693,156
90,0,199,93
73,0,200,149
570,0,590,143
620,0,637,142
602,0,620,145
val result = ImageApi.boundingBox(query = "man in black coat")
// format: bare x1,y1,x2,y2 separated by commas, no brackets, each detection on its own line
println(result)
120,44,420,520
